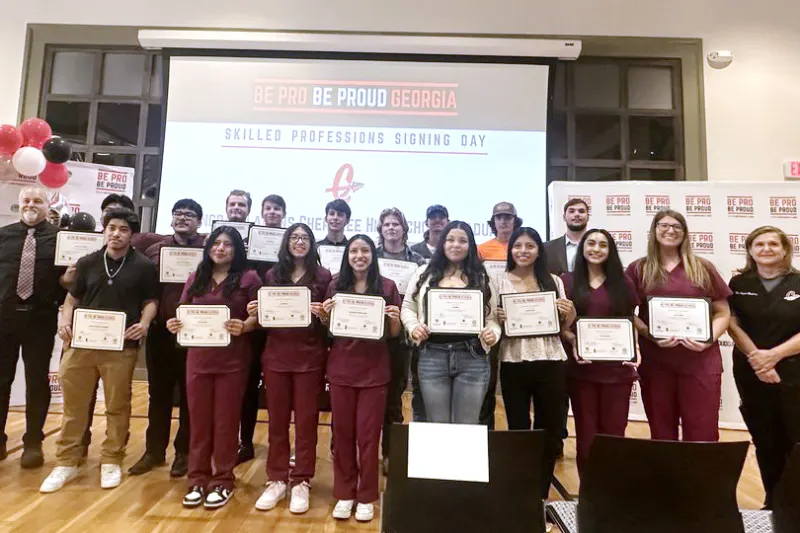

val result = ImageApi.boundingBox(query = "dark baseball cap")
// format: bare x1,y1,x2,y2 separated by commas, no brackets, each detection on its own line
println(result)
426,204,449,218
492,201,517,217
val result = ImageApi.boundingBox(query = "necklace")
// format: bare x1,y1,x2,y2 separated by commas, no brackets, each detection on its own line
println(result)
104,252,127,285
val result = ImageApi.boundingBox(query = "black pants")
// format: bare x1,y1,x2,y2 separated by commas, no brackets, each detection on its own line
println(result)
0,311,57,449
500,360,566,498
240,330,266,447
478,344,500,429
382,339,409,458
410,347,426,422
144,323,189,458
734,361,800,509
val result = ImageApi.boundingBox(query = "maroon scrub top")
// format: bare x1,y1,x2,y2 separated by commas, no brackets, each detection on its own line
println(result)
145,234,207,324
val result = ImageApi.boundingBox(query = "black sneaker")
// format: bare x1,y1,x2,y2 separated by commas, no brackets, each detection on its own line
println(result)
170,454,188,478
183,486,205,508
0,441,7,461
128,453,166,475
204,486,234,509
21,447,44,469
235,444,254,466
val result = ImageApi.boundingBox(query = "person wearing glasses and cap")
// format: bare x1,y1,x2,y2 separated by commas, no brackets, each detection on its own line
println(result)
477,202,523,261
410,205,450,261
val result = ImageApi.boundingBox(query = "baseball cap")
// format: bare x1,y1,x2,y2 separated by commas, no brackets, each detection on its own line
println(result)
492,201,517,217
426,204,449,218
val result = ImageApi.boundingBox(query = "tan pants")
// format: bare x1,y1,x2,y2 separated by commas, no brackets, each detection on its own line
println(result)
55,347,138,466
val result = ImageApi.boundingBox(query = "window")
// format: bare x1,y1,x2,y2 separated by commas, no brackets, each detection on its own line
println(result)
549,58,683,182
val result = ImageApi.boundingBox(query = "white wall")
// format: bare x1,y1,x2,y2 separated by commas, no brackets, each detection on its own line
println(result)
1,0,799,183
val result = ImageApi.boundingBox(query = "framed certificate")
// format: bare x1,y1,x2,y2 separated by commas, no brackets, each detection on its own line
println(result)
378,258,418,294
55,231,105,266
176,305,231,347
211,220,252,241
318,245,346,275
501,291,560,337
576,318,636,362
159,247,203,283
247,226,286,263
257,286,311,328
426,288,484,335
71,309,126,351
483,260,507,279
329,293,386,340
647,296,712,342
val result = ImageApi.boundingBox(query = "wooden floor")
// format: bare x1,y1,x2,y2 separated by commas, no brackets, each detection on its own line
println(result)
0,382,764,532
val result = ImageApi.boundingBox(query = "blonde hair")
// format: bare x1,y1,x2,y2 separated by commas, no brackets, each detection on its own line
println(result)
739,225,797,275
640,209,712,291
378,207,409,246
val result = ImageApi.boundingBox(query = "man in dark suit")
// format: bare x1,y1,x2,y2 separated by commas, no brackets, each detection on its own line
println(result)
543,198,590,276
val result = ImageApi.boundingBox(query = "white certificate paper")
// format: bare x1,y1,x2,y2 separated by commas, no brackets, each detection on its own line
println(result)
318,245,345,275
648,296,712,341
247,226,286,263
408,422,489,483
211,220,252,241
71,309,126,351
576,318,636,362
483,260,507,279
159,247,203,283
378,258,418,294
329,293,386,340
176,305,231,347
257,286,311,328
427,288,484,334
501,291,560,337
55,231,105,266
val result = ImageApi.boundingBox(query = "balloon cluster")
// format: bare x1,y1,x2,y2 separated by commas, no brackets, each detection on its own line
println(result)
0,118,72,189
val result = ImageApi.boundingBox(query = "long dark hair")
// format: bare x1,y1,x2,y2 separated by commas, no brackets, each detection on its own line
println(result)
335,234,384,295
188,226,248,298
272,223,320,285
413,221,491,307
506,227,556,292
571,229,632,316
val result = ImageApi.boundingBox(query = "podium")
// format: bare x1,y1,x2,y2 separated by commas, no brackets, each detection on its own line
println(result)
382,425,547,533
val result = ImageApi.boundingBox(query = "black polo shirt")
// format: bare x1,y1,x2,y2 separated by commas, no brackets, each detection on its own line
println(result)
70,246,159,327
317,235,348,247
729,271,800,383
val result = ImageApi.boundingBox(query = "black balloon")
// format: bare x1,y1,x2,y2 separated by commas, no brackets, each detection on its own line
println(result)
42,136,72,164
68,212,97,232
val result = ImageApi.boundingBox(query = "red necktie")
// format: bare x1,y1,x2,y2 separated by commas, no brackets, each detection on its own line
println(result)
16,227,36,300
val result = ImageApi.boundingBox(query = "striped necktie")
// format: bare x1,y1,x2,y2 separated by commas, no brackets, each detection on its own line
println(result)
16,227,36,300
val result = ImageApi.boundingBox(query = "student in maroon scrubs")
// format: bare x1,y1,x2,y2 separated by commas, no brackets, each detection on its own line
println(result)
625,210,731,442
320,235,402,523
561,229,640,478
167,226,261,509
249,223,332,514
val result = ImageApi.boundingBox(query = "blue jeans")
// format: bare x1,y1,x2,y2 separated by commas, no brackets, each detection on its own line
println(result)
417,340,490,424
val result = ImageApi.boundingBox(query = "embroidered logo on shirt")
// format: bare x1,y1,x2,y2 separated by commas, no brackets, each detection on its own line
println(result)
735,291,759,296
784,290,799,301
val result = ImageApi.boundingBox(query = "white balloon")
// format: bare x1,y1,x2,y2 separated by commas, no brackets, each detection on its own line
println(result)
12,146,47,176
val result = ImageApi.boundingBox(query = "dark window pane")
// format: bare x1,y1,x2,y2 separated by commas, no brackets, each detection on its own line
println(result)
574,167,623,181
629,116,675,161
95,103,140,146
549,112,567,159
574,63,620,108
628,67,673,110
552,63,567,110
146,105,162,147
70,151,86,162
575,114,621,160
92,152,137,169
45,101,90,144
630,168,677,181
548,165,568,182
142,155,161,200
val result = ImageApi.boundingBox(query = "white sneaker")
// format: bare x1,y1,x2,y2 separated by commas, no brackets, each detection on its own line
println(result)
255,481,286,511
100,464,121,489
355,502,374,522
39,466,78,493
332,499,354,519
290,481,310,514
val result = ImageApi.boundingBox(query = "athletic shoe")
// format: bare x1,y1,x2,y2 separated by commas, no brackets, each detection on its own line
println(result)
183,486,205,508
289,481,310,514
39,466,78,493
100,464,122,489
332,499,354,519
355,502,374,521
204,486,234,509
255,481,286,511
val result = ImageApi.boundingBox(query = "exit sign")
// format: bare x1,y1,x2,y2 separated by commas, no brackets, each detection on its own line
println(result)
784,160,800,180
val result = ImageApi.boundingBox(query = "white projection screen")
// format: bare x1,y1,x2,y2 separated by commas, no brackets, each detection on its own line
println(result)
156,54,551,244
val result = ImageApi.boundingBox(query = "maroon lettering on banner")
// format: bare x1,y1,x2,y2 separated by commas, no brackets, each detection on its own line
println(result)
644,195,670,216
685,195,712,217
768,196,798,218
688,232,714,255
729,233,748,255
605,195,631,216
609,230,633,252
726,196,754,218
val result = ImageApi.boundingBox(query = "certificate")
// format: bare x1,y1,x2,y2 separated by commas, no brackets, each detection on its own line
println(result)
576,318,635,362
211,220,252,241
175,305,231,347
257,286,311,328
71,309,126,351
426,288,484,334
329,293,386,340
483,260,507,279
501,291,560,337
647,296,712,341
318,245,345,275
55,231,105,266
378,258,418,294
159,247,203,283
247,226,286,263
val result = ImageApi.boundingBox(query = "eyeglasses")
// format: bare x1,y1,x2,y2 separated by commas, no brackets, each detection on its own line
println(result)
173,211,199,220
656,222,684,233
289,235,310,244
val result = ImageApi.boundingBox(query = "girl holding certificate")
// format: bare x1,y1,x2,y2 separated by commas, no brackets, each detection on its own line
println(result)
561,229,640,479
167,226,261,509
248,223,332,514
320,235,403,522
493,227,575,498
727,226,800,509
625,210,731,443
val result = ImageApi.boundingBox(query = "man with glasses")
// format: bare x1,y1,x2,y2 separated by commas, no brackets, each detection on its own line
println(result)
128,200,205,478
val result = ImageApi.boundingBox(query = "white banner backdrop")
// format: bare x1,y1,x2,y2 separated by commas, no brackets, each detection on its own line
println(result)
549,181,800,431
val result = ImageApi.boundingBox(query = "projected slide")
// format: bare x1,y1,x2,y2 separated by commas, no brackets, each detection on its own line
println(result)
157,56,550,243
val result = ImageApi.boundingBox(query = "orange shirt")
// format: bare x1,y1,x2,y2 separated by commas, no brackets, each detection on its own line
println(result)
477,238,508,260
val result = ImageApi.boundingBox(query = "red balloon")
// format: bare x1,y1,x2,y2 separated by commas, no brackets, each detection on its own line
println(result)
0,124,23,155
39,161,69,189
19,118,53,149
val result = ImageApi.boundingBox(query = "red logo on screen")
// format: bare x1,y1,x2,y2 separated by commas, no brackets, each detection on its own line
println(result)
326,163,364,202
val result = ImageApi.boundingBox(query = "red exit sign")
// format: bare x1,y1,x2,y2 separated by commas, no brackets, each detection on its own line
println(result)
784,160,800,180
